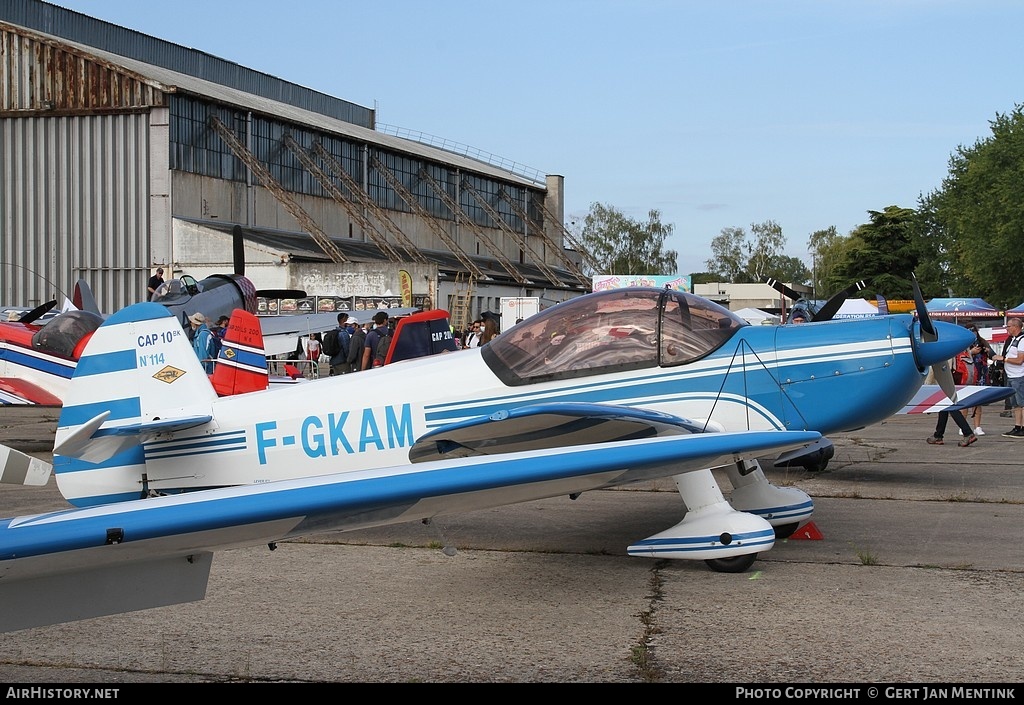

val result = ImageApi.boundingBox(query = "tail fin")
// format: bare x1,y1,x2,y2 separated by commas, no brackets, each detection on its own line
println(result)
388,309,458,364
72,278,103,316
211,309,270,396
54,303,218,507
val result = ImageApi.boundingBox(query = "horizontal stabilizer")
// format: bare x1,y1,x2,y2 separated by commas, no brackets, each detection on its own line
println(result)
53,411,212,463
0,444,52,486
410,402,708,463
900,385,1014,414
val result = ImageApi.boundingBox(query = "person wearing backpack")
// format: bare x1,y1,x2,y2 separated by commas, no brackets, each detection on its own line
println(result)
361,311,391,370
326,312,352,375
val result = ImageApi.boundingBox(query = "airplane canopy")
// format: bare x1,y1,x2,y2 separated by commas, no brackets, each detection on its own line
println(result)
484,287,746,386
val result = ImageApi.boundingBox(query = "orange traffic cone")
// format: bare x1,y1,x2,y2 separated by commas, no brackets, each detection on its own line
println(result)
789,521,824,540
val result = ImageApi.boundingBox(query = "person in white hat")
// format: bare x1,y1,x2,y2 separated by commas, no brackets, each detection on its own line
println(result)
188,312,215,373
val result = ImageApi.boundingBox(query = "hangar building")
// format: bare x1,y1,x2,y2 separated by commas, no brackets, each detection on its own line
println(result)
0,0,593,328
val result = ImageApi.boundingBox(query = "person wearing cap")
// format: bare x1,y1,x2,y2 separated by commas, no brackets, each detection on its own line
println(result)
345,317,365,373
188,312,215,373
361,311,391,370
147,267,165,301
789,311,807,324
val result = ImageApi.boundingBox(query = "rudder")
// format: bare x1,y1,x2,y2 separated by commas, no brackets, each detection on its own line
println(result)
55,303,218,507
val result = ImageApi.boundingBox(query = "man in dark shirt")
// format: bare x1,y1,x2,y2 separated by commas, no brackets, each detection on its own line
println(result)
147,268,165,300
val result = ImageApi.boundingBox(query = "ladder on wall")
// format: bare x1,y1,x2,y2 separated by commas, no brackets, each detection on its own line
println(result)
449,272,475,334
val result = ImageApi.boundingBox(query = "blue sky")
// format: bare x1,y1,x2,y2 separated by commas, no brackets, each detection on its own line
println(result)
52,1,1024,275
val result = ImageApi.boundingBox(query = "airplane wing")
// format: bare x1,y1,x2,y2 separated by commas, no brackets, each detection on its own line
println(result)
0,379,64,406
899,384,1014,414
256,311,342,357
0,428,819,632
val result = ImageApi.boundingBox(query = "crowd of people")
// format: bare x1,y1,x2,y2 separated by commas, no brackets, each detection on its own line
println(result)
927,318,1024,447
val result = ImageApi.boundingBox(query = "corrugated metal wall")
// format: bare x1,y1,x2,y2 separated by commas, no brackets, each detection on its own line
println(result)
0,113,150,312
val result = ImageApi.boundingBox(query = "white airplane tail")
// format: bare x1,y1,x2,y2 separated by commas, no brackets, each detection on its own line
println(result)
54,303,219,507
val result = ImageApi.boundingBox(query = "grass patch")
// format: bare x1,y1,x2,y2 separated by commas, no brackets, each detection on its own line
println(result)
853,546,879,565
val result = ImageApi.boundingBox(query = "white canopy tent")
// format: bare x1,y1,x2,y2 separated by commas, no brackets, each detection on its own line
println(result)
832,299,879,319
734,307,781,326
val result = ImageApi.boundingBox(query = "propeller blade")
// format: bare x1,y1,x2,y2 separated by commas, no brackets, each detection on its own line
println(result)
255,289,308,300
810,280,867,322
232,225,245,277
764,277,802,302
934,358,959,403
911,272,936,341
17,300,57,324
911,273,958,402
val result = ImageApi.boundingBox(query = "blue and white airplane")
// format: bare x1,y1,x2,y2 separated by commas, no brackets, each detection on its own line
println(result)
0,284,978,632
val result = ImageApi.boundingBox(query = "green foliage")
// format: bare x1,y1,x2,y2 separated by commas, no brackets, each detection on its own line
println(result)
579,203,679,276
834,206,920,299
705,226,748,282
705,221,809,285
920,104,1024,308
807,226,844,296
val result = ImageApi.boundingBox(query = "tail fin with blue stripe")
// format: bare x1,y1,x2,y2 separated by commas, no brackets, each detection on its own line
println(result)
54,303,218,507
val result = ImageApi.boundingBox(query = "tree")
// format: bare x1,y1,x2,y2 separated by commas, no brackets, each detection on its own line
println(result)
705,226,748,282
768,255,811,285
834,206,919,299
578,203,678,275
807,226,845,298
747,220,786,282
705,220,809,285
919,104,1024,307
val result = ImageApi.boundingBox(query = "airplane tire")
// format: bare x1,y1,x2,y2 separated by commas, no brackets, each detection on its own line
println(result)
704,553,758,573
773,522,799,539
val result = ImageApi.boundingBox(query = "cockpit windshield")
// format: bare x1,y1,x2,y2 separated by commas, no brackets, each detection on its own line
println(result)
31,310,105,358
482,287,747,385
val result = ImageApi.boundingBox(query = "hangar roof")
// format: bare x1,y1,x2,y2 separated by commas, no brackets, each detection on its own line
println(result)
10,21,544,189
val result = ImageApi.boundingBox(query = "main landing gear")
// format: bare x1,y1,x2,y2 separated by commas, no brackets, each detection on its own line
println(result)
626,461,815,573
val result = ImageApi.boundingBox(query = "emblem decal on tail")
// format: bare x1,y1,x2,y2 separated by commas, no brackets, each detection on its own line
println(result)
153,366,185,383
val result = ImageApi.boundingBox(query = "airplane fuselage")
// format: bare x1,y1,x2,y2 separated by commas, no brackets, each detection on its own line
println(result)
54,286,964,507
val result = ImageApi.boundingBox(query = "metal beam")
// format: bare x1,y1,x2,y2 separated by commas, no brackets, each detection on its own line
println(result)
309,142,428,264
281,134,403,262
497,188,592,289
369,155,485,280
208,116,347,263
416,168,528,285
461,178,565,287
